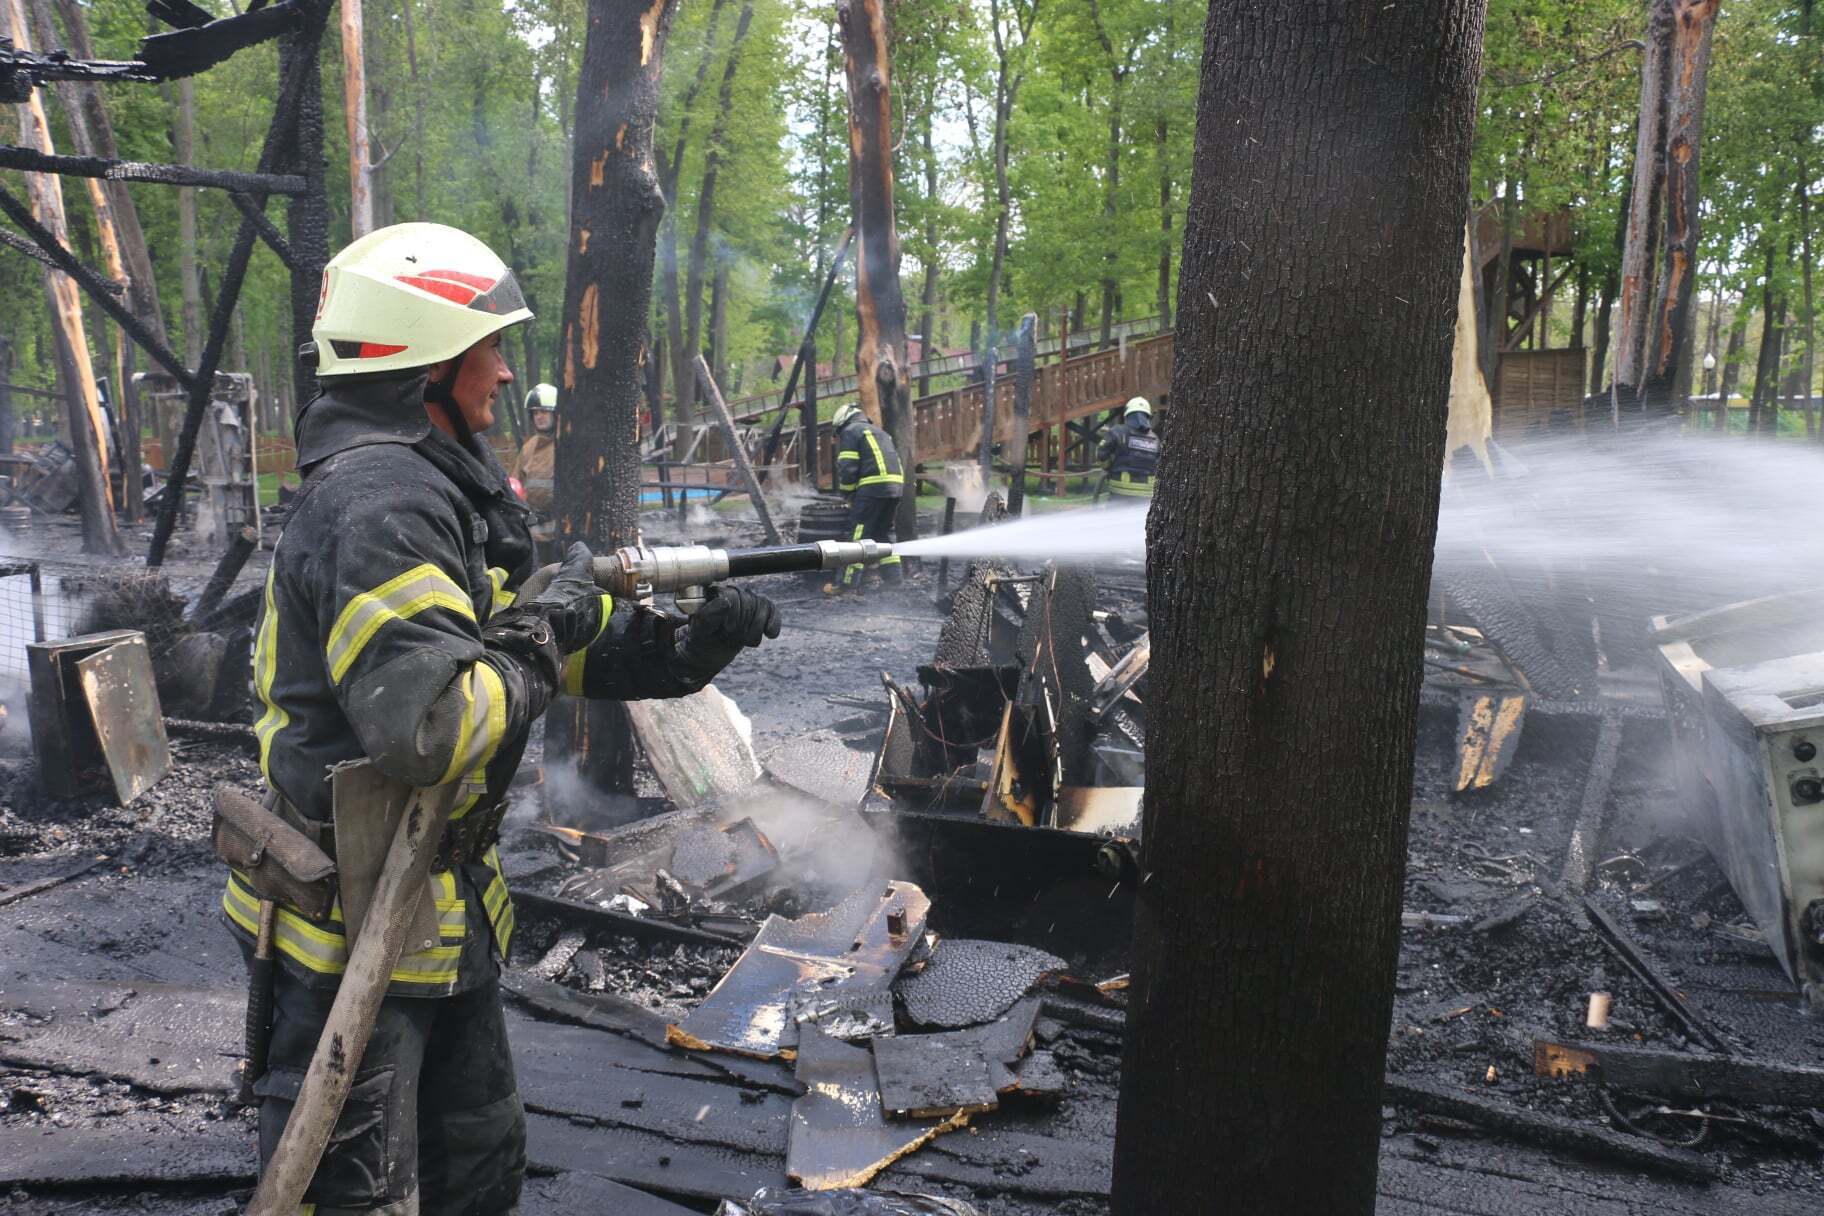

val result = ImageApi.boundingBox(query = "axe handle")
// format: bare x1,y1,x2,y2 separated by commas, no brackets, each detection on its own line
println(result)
243,783,458,1216
240,900,277,1101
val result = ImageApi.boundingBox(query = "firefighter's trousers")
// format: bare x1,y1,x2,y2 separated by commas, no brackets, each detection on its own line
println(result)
841,494,903,588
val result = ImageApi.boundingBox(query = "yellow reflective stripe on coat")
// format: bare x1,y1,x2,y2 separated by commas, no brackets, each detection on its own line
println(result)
224,871,462,987
487,567,515,615
560,593,614,696
252,568,289,783
325,563,475,684
834,449,860,461
439,661,508,787
859,431,903,486
482,846,515,956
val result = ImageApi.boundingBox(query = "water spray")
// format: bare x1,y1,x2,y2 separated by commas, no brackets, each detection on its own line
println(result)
522,539,895,613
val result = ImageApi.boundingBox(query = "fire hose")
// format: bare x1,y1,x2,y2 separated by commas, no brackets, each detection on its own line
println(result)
519,539,896,613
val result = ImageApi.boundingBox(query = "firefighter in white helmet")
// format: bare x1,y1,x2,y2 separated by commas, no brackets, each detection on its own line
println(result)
226,224,779,1213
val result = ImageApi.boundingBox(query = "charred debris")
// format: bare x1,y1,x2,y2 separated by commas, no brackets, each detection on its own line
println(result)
6,491,1824,1210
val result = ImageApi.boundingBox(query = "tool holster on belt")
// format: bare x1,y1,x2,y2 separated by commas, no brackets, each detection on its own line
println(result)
212,785,338,918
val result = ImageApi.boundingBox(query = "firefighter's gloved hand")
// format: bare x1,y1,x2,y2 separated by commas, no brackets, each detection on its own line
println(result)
672,585,781,682
519,542,608,653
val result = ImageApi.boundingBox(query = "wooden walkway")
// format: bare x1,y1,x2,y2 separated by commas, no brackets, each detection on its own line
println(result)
688,326,1176,492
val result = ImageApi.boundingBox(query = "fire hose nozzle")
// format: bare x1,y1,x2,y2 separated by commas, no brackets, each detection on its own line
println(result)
581,541,895,608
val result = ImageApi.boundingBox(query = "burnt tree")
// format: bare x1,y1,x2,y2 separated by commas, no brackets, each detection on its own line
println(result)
840,0,917,542
1111,2,1485,1213
683,1,753,424
545,0,676,808
1642,0,1720,407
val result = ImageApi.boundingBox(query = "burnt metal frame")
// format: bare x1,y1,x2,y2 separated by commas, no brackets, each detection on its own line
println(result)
0,0,332,566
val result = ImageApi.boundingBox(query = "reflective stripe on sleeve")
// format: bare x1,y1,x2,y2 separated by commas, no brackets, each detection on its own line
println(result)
439,661,508,787
326,563,475,685
560,594,614,696
487,567,515,615
252,568,289,784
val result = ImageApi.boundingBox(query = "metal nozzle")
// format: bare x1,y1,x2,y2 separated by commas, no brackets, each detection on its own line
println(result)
813,538,893,571
598,545,730,597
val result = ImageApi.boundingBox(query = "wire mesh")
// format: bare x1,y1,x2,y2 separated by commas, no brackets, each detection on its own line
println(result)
0,555,167,683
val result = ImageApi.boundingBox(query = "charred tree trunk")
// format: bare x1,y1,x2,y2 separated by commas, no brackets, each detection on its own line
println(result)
4,0,116,554
284,6,332,417
710,259,729,391
174,76,202,366
546,0,677,805
1642,0,1720,413
841,0,918,542
683,1,755,408
1005,312,1035,514
1615,0,1674,398
0,332,11,455
1111,1,1484,1212
1483,181,1512,398
341,0,374,238
1099,98,1120,347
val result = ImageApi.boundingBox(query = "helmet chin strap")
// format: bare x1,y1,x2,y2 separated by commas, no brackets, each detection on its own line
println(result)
425,350,476,448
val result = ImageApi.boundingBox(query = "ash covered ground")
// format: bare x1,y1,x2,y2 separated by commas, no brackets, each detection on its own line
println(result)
2,507,1823,1214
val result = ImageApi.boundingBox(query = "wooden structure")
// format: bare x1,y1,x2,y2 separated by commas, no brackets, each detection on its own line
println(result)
1494,349,1588,438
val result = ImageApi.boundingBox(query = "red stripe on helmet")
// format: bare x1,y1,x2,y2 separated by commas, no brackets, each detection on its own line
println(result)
395,274,480,306
358,342,407,359
419,268,499,292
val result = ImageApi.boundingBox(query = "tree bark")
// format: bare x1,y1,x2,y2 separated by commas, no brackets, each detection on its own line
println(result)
1642,0,1720,413
1718,300,1746,417
1005,312,1035,513
841,0,918,542
4,0,116,554
1615,0,1674,396
341,0,375,238
1482,180,1512,398
0,332,11,455
1749,245,1780,434
710,259,728,390
1110,2,1484,1212
683,0,753,411
546,0,677,806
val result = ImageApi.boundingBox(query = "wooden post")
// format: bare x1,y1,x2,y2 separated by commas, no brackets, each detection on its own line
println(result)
545,0,678,809
840,0,918,542
1006,313,1036,515
799,337,818,489
695,354,781,545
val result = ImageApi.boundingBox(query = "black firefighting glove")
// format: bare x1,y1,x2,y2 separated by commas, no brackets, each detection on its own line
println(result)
480,543,607,707
671,584,782,683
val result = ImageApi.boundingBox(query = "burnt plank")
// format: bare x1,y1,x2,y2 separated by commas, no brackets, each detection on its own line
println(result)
789,1026,965,1191
0,1118,255,1186
0,981,240,1094
521,1169,702,1215
526,1111,788,1204
1383,1076,1717,1183
872,1034,999,1118
1534,1037,1824,1108
675,881,929,1058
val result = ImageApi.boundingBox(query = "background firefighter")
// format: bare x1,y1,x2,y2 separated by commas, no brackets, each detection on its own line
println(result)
224,223,781,1215
509,382,558,512
828,402,905,593
1098,396,1161,499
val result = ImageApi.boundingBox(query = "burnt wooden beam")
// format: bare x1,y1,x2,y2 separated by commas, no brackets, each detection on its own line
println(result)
1383,1075,1717,1182
228,190,295,269
1535,1037,1824,1108
1500,259,1576,353
0,183,192,387
136,0,305,79
510,888,744,949
1582,895,1733,1055
694,355,781,544
758,225,853,476
0,223,94,280
0,144,307,193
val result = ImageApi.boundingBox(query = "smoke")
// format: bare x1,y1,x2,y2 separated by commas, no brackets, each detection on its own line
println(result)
1435,432,1824,616
736,780,905,896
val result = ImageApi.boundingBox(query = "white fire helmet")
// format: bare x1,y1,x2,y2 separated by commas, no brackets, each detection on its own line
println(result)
831,403,863,429
1124,396,1152,417
527,383,559,413
310,223,532,378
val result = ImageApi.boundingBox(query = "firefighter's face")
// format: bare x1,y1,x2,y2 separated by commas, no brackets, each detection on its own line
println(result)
532,408,556,434
429,332,513,432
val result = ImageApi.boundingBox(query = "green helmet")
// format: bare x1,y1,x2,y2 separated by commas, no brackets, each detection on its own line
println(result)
831,403,863,430
527,383,559,413
1124,396,1152,418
